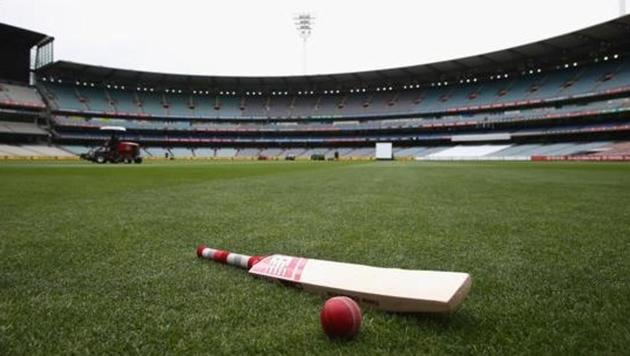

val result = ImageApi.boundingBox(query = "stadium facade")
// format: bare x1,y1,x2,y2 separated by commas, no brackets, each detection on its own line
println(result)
1,16,630,160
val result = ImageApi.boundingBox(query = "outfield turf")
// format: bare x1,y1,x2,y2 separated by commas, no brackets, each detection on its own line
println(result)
1,160,630,354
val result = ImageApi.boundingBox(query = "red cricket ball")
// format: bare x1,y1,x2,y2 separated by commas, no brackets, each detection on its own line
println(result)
320,296,362,339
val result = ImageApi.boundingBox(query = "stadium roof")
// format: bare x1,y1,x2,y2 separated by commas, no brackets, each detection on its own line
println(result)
0,23,50,49
0,23,52,84
36,14,630,91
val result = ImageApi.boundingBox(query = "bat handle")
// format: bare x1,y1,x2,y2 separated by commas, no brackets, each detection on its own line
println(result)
196,244,264,269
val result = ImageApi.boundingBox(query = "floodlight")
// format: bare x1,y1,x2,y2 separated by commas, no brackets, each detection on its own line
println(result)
294,13,315,74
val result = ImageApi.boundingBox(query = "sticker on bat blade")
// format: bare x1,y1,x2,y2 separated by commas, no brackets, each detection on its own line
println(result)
249,255,308,282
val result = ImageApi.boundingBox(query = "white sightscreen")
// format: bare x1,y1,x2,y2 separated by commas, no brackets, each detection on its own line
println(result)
375,142,393,160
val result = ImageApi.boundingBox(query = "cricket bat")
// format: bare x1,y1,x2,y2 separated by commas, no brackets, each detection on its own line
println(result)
196,245,472,313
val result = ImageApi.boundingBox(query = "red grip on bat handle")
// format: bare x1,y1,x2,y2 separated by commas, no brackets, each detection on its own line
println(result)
196,244,208,258
196,244,265,269
196,244,233,262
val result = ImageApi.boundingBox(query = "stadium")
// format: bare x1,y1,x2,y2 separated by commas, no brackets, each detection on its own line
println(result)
1,3,630,354
1,15,630,160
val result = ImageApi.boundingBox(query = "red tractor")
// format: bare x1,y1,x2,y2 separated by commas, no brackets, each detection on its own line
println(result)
80,127,143,164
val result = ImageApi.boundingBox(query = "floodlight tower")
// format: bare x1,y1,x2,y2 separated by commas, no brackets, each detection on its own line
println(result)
294,13,315,75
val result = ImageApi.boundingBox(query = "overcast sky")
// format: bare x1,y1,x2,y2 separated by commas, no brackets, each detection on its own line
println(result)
1,0,627,76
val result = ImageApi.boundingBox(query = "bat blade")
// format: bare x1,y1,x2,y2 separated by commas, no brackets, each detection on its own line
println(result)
248,254,471,313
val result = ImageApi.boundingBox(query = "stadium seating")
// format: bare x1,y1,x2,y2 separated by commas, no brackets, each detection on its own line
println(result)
394,147,431,158
146,147,171,158
75,86,114,112
589,142,630,156
62,145,92,155
193,148,215,158
0,144,35,156
41,58,630,120
0,83,46,109
44,84,87,111
480,142,611,158
428,145,511,158
49,94,630,137
0,144,73,157
215,148,237,158
281,148,306,158
236,148,261,157
259,148,283,157
170,147,194,158
297,148,325,158
488,144,543,157
107,89,141,114
0,141,624,161
0,121,47,135
345,148,373,157
21,34,627,160
21,145,73,157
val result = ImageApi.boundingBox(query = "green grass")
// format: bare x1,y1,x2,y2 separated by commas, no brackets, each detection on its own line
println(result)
1,160,630,355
